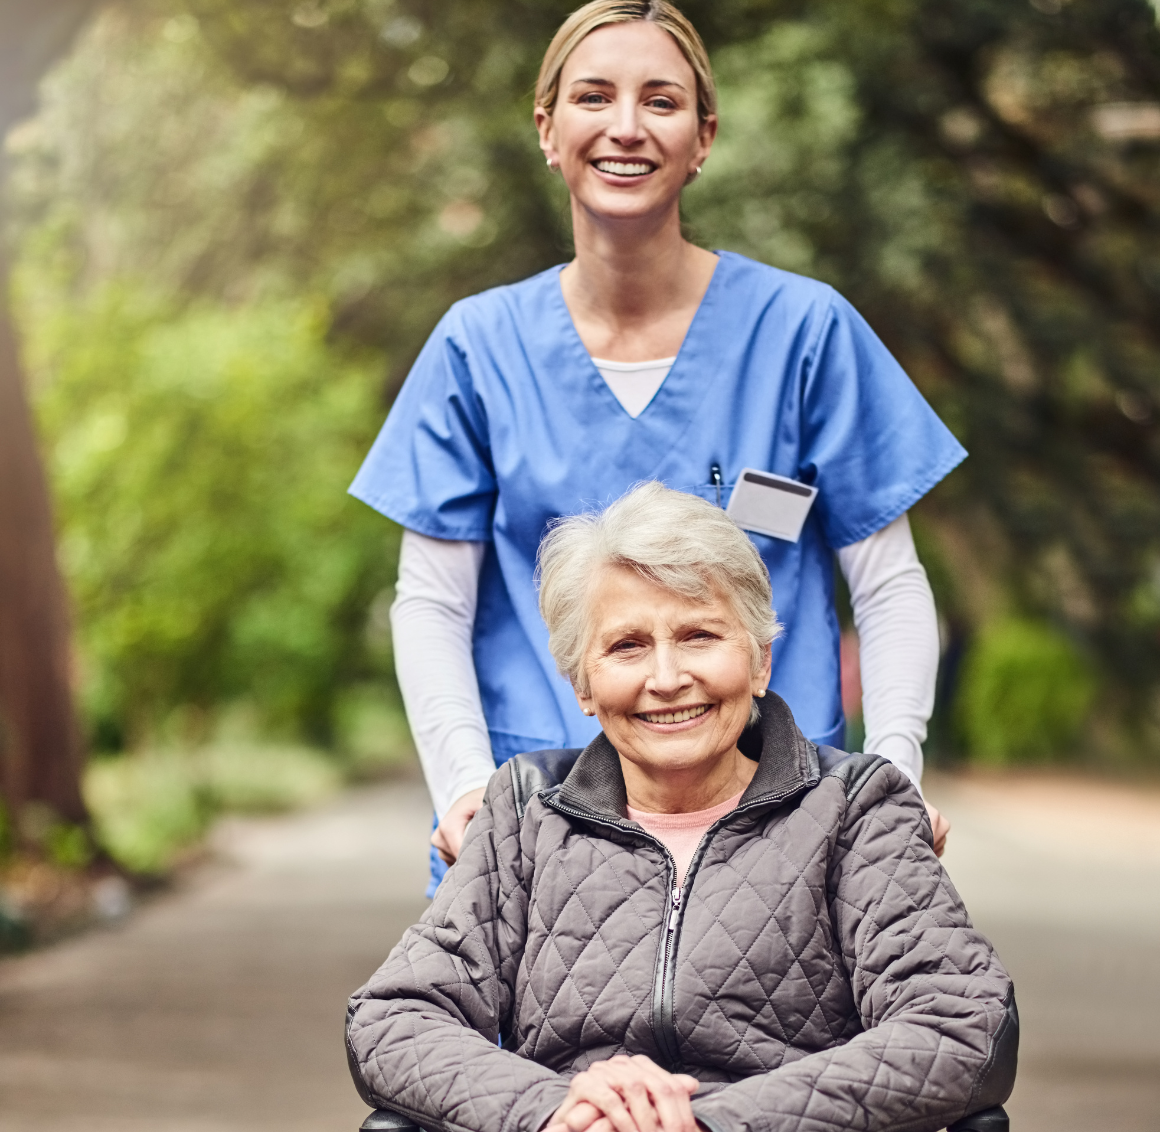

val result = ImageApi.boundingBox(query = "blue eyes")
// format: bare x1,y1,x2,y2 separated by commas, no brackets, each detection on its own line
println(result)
575,93,677,110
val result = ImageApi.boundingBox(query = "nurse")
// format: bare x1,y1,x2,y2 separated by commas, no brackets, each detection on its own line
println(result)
350,0,964,892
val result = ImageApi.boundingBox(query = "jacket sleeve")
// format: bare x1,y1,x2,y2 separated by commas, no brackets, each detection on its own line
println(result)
346,767,570,1132
691,762,1017,1132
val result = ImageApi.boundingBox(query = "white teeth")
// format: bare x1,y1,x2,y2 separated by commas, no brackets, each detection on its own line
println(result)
595,160,653,176
640,705,710,725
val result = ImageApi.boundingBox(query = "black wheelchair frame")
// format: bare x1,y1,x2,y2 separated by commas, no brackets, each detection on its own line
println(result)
357,1102,1010,1130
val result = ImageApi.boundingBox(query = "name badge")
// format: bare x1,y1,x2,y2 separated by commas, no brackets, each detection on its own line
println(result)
725,468,817,542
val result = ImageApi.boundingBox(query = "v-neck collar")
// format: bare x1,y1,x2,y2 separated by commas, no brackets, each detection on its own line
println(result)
549,252,727,426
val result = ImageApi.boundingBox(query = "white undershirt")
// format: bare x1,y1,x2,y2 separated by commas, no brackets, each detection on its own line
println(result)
391,513,937,818
592,357,676,418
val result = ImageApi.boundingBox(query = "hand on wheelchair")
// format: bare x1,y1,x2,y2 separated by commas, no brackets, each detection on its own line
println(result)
543,1054,701,1132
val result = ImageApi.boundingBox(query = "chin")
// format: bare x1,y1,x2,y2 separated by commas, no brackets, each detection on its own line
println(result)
579,188,674,222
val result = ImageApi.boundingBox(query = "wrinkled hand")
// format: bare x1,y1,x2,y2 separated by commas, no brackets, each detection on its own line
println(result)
431,787,486,866
926,802,950,857
543,1054,700,1132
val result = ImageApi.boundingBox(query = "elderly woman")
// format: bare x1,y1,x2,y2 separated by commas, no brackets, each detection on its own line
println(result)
347,484,1016,1132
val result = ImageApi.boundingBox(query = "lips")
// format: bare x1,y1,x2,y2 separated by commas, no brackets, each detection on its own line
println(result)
637,704,710,725
592,158,656,177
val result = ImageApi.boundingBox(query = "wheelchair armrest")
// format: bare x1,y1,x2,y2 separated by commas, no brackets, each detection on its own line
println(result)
947,1104,1009,1132
360,1110,421,1131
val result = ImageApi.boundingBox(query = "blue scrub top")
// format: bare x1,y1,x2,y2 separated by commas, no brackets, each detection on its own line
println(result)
351,251,965,764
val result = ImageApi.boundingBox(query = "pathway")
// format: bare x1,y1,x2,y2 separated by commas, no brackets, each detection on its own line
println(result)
0,772,1156,1132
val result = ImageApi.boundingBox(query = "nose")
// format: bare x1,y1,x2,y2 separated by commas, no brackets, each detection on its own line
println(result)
645,642,693,699
607,93,645,148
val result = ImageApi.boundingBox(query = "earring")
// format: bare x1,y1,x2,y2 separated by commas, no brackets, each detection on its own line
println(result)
695,165,703,176
583,708,594,716
755,689,766,697
546,157,557,171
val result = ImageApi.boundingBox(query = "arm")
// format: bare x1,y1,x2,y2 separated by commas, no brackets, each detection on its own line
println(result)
837,514,950,852
690,763,1016,1132
390,529,494,821
347,769,570,1132
836,513,937,789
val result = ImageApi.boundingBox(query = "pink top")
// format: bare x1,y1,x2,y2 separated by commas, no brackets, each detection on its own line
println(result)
627,790,745,888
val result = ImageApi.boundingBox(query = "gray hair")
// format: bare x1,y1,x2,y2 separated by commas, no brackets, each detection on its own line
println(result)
537,481,782,696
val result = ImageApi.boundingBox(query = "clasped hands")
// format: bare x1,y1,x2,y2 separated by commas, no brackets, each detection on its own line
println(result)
544,1054,702,1132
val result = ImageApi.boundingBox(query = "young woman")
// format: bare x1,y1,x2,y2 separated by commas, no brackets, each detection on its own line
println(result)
350,0,963,891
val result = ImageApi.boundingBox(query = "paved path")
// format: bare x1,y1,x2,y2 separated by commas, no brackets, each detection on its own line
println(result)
0,772,1157,1132
926,772,1160,1132
0,783,432,1132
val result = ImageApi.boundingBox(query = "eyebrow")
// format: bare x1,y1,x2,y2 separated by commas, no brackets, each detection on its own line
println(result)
569,77,688,92
599,616,729,641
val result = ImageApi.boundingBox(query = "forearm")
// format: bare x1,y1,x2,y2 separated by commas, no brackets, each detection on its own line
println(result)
350,998,567,1132
691,1014,988,1132
348,776,568,1132
837,514,938,789
390,530,495,817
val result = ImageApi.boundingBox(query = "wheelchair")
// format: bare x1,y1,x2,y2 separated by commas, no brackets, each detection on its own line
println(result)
357,1100,1010,1130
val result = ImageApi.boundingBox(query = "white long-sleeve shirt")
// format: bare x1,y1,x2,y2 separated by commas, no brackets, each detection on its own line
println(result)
391,513,938,817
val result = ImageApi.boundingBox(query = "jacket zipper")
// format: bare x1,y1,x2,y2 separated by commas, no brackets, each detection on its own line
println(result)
543,786,810,1073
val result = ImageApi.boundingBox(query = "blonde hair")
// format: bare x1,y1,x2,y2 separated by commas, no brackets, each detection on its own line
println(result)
537,482,781,697
535,1,717,123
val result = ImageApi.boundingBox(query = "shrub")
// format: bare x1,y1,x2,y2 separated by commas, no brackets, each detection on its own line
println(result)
85,743,342,873
956,619,1097,765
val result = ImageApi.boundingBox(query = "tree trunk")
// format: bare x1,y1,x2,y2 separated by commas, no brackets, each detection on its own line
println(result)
0,0,98,832
0,248,87,826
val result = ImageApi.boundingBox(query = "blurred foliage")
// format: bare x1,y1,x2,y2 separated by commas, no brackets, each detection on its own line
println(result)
85,741,342,872
3,0,1160,759
956,618,1097,762
13,278,398,747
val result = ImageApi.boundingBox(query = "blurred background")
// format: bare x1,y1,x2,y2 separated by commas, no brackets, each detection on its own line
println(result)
0,1,1157,1130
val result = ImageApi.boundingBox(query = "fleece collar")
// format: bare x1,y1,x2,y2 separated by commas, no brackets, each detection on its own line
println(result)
555,692,818,822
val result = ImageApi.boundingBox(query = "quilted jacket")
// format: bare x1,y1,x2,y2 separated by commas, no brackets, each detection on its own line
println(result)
347,693,1017,1132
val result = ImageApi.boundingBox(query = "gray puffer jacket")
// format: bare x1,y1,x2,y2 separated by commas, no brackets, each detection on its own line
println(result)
347,694,1017,1132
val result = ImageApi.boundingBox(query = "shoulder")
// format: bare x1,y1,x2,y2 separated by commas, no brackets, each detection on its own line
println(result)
809,747,929,836
831,752,933,850
715,250,835,310
441,265,565,340
711,251,842,344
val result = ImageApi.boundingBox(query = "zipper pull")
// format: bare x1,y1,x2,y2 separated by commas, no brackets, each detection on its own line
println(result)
668,886,683,931
709,464,723,508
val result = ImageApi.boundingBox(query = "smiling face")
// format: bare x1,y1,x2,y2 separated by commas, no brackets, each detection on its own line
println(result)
575,565,771,807
535,20,716,225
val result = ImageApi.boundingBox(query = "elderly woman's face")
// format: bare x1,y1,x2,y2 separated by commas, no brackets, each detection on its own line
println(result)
576,565,770,779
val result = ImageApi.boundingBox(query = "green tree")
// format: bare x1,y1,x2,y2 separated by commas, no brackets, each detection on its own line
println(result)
8,0,1160,758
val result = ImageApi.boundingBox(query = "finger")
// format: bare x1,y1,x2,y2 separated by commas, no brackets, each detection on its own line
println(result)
624,1059,698,1132
571,1081,640,1132
646,1074,696,1132
625,1056,697,1096
617,1075,658,1132
563,1102,602,1130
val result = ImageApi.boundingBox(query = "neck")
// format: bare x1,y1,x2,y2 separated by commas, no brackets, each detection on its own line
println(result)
560,196,718,357
621,746,757,815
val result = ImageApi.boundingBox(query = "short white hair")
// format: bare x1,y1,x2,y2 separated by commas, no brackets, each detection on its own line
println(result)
537,481,782,695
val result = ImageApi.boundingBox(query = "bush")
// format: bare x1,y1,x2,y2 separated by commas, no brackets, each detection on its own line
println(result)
85,743,342,873
19,285,398,748
955,619,1097,765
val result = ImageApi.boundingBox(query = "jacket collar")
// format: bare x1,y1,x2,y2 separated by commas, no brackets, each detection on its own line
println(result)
555,692,818,823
